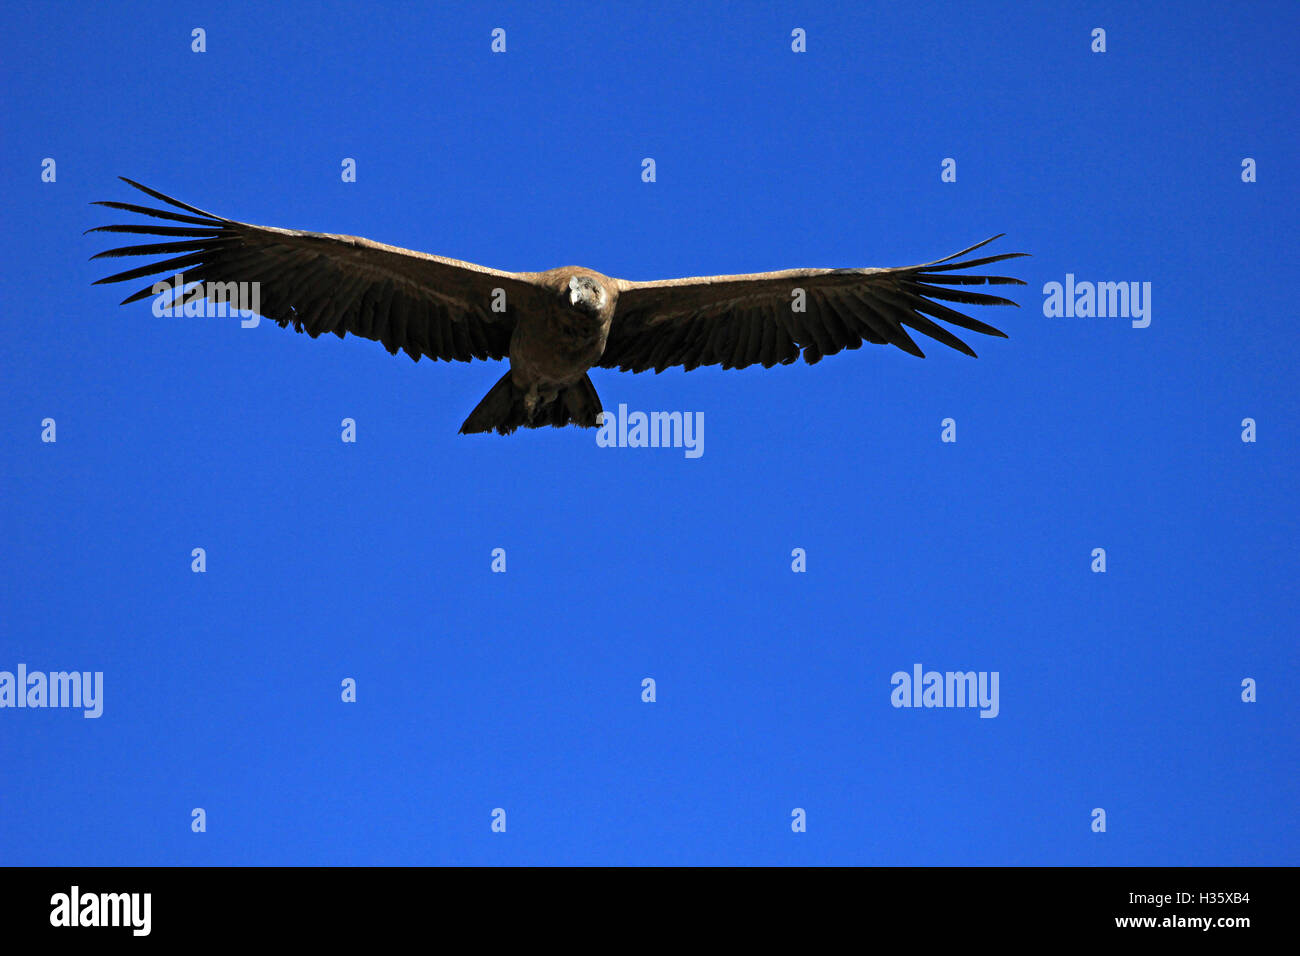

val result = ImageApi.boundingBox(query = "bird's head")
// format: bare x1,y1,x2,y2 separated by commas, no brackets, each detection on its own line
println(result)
567,274,609,315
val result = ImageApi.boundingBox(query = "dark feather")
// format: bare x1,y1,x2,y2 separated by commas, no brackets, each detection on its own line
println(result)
90,179,526,364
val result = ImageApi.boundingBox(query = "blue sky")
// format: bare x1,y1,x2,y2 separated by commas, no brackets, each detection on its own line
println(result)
1,0,1296,865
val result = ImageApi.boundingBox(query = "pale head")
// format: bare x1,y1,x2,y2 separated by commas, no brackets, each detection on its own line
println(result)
567,274,608,314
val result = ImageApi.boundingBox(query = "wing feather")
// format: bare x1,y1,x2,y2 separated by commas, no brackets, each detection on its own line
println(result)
602,238,1027,372
89,178,538,363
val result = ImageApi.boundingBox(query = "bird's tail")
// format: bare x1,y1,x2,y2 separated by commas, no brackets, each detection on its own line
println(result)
459,372,604,435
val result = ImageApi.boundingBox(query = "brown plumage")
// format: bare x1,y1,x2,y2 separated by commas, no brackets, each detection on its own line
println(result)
89,179,1028,434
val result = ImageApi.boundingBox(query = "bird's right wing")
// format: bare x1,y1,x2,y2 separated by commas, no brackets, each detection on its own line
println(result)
89,178,540,363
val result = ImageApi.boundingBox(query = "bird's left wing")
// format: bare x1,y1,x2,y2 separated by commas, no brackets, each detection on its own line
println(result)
601,236,1027,372
89,178,540,362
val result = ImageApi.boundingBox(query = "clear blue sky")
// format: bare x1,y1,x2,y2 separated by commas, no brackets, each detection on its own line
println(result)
1,0,1296,865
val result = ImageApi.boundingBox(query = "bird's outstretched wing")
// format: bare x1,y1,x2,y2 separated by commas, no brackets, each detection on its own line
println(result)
89,178,538,363
601,237,1028,372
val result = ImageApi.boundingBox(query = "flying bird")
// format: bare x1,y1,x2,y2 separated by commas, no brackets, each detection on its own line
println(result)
90,179,1027,434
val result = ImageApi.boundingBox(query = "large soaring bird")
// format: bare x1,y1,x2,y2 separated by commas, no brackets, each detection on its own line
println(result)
90,179,1027,434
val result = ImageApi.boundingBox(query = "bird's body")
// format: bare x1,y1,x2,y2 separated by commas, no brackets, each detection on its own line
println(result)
511,268,615,388
454,266,618,433
90,179,1028,434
